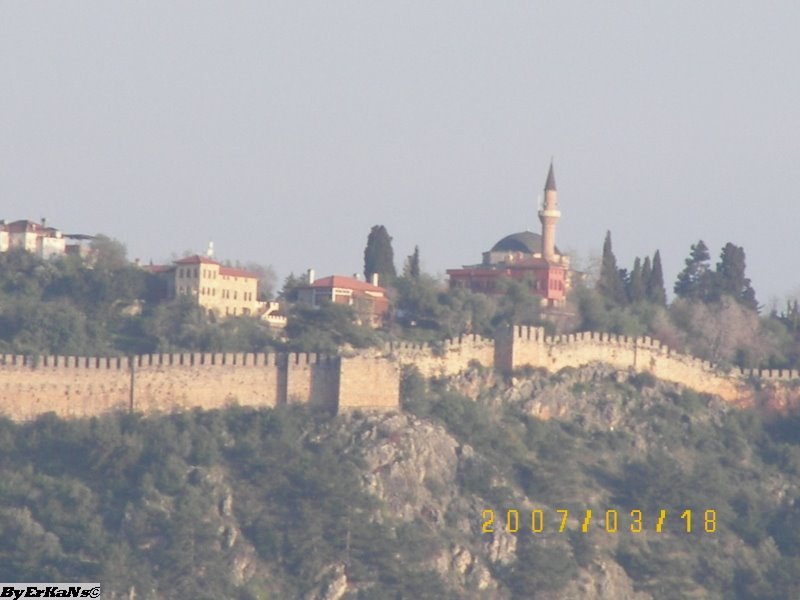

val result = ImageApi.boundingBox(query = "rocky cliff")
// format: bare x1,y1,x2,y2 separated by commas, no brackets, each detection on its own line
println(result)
3,363,800,599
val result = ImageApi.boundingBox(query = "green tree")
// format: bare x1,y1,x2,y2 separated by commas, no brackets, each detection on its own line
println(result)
647,250,667,305
393,274,443,331
405,245,421,279
243,262,278,300
493,278,541,328
627,257,646,303
363,225,396,285
278,273,303,302
713,243,758,310
89,235,128,270
284,302,380,352
597,231,627,306
674,240,712,300
641,255,652,289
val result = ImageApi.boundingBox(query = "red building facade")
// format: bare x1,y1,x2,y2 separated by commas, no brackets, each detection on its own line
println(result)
447,164,571,306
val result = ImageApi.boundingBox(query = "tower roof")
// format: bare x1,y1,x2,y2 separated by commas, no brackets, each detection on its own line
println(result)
545,162,556,191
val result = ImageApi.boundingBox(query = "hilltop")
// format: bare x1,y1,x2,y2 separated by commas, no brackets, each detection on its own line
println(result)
2,365,800,599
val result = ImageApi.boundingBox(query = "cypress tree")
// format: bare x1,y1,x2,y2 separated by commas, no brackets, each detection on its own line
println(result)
364,225,396,285
641,256,652,292
647,250,667,305
406,246,421,279
597,231,627,306
628,257,646,303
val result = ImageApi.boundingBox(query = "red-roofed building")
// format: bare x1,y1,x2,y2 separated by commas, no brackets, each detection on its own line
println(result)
297,271,389,328
0,219,66,259
146,254,286,326
447,163,573,307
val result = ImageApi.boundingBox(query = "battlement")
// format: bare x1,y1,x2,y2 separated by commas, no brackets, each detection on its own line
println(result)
0,350,397,422
5,326,800,422
740,367,800,381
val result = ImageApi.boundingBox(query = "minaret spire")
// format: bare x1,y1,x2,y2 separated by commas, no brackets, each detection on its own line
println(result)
545,159,557,191
538,161,561,261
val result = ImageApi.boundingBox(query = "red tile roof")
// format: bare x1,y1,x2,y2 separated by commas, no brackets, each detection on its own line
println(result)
174,254,220,265
220,266,257,279
143,264,174,274
173,255,258,278
5,220,43,233
170,255,259,279
306,275,386,294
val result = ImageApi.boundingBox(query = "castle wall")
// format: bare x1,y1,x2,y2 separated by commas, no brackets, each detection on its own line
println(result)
4,326,800,423
391,334,495,377
0,351,396,421
133,352,281,413
0,355,130,420
338,354,400,410
498,327,748,403
285,353,340,411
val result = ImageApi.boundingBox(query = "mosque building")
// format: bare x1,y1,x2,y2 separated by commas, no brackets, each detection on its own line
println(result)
446,163,572,306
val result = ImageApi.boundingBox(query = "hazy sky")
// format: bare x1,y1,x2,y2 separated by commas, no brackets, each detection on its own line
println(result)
2,2,799,305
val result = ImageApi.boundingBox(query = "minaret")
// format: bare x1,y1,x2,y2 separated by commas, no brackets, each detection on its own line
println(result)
538,161,561,261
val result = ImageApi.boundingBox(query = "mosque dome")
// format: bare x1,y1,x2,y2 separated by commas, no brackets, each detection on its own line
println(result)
490,231,560,255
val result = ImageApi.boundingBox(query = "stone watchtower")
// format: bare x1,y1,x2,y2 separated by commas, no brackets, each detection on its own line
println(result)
538,162,561,261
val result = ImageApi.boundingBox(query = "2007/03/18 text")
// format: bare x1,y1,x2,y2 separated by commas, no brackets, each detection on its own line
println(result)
481,508,717,534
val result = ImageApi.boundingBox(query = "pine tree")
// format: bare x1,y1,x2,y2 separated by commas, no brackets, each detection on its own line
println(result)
364,225,396,285
647,250,667,305
597,231,627,305
628,257,646,303
279,273,302,302
674,240,711,300
714,243,758,310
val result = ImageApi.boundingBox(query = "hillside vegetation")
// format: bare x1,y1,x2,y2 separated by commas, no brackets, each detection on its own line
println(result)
2,365,800,599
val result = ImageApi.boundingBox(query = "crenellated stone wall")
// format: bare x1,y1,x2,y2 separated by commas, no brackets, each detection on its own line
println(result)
392,326,800,410
493,326,789,405
389,334,495,378
0,351,397,421
132,352,282,414
4,326,800,422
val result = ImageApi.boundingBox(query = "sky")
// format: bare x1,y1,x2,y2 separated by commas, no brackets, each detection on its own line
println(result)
2,2,799,306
